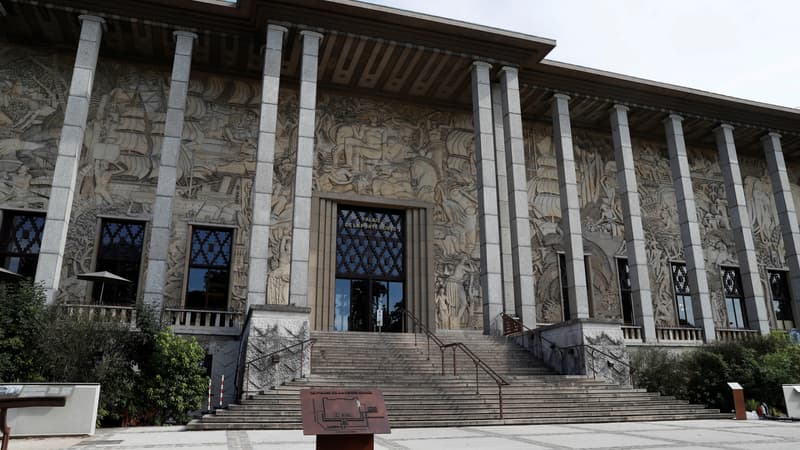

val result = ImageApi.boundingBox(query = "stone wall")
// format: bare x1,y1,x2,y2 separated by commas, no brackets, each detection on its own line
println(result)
1,43,799,330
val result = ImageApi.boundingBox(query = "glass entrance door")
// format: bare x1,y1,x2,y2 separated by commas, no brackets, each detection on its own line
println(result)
334,279,404,332
333,206,405,332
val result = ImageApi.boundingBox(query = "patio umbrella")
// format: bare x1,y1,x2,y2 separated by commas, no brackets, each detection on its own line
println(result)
0,267,23,282
76,271,132,303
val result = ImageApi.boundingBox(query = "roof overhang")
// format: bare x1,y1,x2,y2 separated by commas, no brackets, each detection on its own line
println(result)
1,0,798,155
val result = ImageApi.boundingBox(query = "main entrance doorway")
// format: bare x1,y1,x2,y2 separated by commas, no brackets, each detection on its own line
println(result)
333,206,405,332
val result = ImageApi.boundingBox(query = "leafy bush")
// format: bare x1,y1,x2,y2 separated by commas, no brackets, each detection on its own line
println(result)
632,334,800,414
140,331,208,425
0,282,208,426
0,281,47,382
630,347,686,399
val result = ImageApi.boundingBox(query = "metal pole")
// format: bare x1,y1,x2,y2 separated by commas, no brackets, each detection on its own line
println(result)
299,341,304,378
440,348,445,376
452,347,456,376
475,362,479,394
426,335,430,360
498,385,504,419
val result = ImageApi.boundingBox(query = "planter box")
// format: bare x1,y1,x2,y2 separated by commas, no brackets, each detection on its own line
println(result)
2,383,100,436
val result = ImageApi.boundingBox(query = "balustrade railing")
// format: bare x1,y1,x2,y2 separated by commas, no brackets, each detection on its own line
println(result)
401,308,509,419
165,308,242,335
656,326,704,342
62,304,136,327
621,325,643,341
716,328,759,342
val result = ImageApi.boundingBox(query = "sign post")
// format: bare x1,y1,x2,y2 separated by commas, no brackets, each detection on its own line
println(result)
301,389,390,450
727,382,746,420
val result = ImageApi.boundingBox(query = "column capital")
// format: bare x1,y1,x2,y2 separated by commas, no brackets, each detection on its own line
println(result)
714,123,735,133
498,65,518,75
552,93,571,103
761,131,782,143
173,30,198,41
663,113,683,124
78,14,105,25
267,23,289,34
472,60,492,70
299,29,324,41
610,104,630,114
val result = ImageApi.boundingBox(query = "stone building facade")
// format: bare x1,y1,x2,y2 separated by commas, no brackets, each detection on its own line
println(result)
2,0,800,396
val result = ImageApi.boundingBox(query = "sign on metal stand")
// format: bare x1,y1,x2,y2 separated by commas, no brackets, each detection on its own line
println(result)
301,389,390,450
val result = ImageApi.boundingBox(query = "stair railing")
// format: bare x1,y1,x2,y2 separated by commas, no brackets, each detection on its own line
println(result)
501,313,636,387
244,338,317,394
501,313,566,371
400,308,510,419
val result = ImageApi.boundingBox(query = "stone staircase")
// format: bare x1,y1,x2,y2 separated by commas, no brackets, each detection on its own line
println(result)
187,330,729,430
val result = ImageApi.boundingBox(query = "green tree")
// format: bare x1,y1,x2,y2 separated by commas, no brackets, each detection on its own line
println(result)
140,330,208,425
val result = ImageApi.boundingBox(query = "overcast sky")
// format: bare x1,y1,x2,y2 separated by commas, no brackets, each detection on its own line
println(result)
366,0,800,109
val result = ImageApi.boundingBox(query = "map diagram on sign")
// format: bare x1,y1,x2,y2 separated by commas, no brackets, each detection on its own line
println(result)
300,389,391,435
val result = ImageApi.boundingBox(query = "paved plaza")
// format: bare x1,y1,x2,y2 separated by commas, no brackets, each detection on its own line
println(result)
11,419,800,450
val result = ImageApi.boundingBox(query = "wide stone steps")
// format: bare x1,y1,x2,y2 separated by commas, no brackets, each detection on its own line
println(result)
187,331,729,430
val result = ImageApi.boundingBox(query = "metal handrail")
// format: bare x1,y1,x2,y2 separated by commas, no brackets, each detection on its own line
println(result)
400,308,509,419
244,338,317,393
500,313,636,387
500,312,563,358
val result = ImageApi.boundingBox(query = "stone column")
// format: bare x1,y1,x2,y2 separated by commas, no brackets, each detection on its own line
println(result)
288,30,323,308
609,105,656,341
141,31,197,311
247,25,287,308
715,125,770,335
471,62,504,334
491,83,515,315
663,115,715,341
763,133,800,327
499,67,537,326
35,15,105,304
551,94,589,319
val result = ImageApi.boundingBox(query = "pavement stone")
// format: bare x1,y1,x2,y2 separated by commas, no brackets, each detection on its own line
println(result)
9,420,800,449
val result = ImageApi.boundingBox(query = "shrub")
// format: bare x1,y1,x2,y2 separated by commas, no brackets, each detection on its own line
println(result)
0,281,47,382
0,282,208,426
630,348,686,399
634,334,800,414
140,330,208,425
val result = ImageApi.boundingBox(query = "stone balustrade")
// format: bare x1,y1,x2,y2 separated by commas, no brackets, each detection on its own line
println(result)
715,328,760,342
621,325,643,342
165,308,243,336
62,304,137,327
655,327,704,343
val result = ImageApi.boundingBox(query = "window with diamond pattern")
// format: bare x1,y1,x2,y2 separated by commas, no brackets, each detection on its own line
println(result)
186,226,233,310
768,270,793,325
0,210,45,278
670,262,695,327
93,219,146,304
617,258,633,325
722,267,747,329
336,207,404,280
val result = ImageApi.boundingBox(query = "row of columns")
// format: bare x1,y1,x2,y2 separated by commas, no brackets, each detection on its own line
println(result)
472,69,799,340
35,16,326,312
34,15,800,341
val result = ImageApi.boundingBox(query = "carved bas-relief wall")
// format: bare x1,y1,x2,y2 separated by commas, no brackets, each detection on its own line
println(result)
523,119,785,329
0,42,486,329
0,47,66,211
310,95,483,329
2,42,787,332
525,123,627,325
